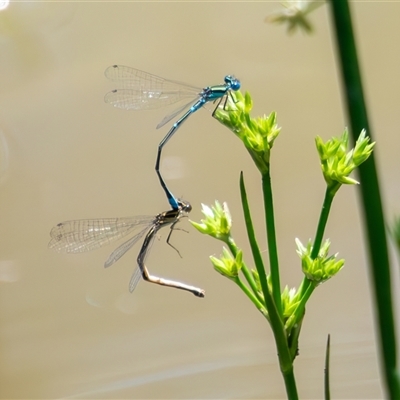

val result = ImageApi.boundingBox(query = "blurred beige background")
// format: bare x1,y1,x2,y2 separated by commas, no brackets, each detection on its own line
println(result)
0,1,399,398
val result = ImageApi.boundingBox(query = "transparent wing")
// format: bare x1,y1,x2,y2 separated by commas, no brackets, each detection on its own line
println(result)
104,227,149,268
104,65,200,110
49,216,154,253
105,65,201,91
155,99,195,129
129,264,142,293
104,89,197,111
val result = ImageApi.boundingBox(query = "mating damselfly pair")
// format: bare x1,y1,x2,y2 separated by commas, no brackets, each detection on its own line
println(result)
49,66,240,298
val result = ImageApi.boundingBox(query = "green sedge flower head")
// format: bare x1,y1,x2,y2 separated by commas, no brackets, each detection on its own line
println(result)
214,91,281,175
295,238,344,284
315,129,375,193
281,285,301,319
210,247,243,280
265,0,325,35
190,201,232,242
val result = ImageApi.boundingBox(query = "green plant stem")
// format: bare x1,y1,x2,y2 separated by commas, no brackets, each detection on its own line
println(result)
235,277,267,316
226,237,264,304
324,334,331,400
240,172,298,399
262,169,282,316
287,313,304,362
240,172,271,311
284,185,334,357
282,365,298,400
329,1,400,397
312,186,335,259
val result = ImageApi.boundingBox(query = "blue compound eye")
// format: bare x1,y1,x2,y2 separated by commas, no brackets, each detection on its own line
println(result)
225,75,241,91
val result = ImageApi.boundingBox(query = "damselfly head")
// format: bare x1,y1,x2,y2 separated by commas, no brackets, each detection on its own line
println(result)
224,75,241,91
177,199,192,214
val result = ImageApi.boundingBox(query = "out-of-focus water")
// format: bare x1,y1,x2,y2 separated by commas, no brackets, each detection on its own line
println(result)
0,2,399,398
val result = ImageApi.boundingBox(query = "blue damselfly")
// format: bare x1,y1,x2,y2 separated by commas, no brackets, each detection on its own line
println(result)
105,65,240,210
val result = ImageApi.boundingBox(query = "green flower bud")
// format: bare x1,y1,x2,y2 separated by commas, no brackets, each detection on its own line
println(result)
315,129,375,193
296,238,344,284
214,91,280,175
281,286,301,319
190,201,232,242
210,247,243,279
